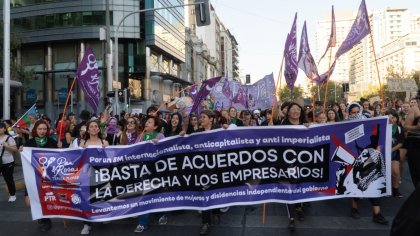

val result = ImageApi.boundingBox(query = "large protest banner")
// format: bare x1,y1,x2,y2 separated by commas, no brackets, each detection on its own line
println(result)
21,117,391,222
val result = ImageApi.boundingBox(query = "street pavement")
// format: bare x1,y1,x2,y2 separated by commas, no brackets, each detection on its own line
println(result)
0,162,414,236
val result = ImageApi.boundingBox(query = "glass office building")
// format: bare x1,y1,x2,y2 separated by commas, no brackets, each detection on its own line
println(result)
2,0,188,119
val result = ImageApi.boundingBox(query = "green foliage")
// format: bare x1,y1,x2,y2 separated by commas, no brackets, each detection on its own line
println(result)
278,85,304,102
309,80,344,104
0,23,32,86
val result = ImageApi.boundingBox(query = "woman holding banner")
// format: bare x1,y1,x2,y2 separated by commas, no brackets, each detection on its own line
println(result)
278,102,309,232
22,119,59,232
346,102,388,225
80,119,109,235
134,116,167,233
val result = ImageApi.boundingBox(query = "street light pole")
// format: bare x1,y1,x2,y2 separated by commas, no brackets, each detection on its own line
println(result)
3,0,10,119
105,0,113,92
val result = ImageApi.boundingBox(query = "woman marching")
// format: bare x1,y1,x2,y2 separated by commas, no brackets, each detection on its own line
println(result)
22,119,59,232
134,115,167,233
80,119,109,235
277,102,310,232
0,122,18,202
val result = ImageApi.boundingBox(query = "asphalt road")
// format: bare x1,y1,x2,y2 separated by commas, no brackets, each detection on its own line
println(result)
0,163,414,236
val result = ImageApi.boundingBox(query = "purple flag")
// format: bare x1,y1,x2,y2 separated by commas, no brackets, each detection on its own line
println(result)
246,73,275,111
76,46,100,113
318,6,336,64
314,60,336,84
284,13,298,91
298,21,319,79
189,84,198,100
222,79,231,98
191,76,222,114
232,85,248,108
335,0,370,58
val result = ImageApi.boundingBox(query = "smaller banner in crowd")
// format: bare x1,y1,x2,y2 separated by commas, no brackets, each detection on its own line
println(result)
22,117,391,222
210,74,275,111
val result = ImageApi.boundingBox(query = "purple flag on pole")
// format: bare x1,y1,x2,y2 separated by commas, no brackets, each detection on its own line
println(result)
189,84,198,100
284,13,298,91
191,76,222,114
76,46,100,113
232,85,248,108
314,60,337,84
318,6,336,64
222,79,231,98
298,21,319,79
335,0,370,58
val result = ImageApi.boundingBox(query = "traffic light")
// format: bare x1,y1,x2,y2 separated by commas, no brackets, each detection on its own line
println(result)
246,74,251,84
195,0,211,27
342,83,349,92
123,89,131,109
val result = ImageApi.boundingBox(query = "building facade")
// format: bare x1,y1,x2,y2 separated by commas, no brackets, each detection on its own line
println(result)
184,0,239,84
3,0,189,120
316,11,354,84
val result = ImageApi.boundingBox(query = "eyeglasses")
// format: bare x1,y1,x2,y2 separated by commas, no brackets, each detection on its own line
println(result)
127,121,136,125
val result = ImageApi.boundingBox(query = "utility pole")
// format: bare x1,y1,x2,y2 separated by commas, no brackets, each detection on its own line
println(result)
3,0,10,119
105,0,113,93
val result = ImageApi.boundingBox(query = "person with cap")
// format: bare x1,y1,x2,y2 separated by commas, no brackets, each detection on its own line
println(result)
252,109,263,126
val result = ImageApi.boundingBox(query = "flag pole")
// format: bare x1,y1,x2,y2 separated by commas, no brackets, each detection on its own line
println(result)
322,47,333,113
308,53,316,122
11,103,36,128
58,77,77,143
270,56,285,125
369,34,384,108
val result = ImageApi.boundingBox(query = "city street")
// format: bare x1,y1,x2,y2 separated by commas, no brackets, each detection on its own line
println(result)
0,162,413,236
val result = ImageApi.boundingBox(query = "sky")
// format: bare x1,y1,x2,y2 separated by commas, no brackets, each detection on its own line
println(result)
212,0,420,84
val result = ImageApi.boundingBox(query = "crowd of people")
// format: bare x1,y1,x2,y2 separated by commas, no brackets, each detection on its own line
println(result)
1,94,420,235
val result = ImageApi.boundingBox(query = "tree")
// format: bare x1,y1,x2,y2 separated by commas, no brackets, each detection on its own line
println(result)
278,85,304,102
309,80,343,105
0,23,33,86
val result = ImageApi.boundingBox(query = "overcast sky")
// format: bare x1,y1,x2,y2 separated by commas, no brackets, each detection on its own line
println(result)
212,0,420,83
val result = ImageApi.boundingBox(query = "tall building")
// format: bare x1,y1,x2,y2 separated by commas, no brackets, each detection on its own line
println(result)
348,8,420,101
347,13,375,101
316,11,354,84
184,0,239,83
377,8,411,47
2,0,189,119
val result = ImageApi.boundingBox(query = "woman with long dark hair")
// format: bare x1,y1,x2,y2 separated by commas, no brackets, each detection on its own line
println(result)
326,108,340,123
186,113,200,134
134,116,166,233
80,120,109,235
22,119,58,232
164,113,183,137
